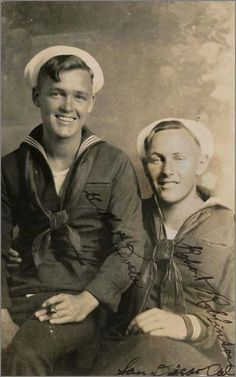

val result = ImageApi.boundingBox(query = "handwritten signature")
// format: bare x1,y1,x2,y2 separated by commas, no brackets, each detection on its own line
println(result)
84,191,143,288
117,357,235,376
175,244,234,366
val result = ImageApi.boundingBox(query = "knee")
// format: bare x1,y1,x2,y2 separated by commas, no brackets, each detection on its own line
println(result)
5,337,51,374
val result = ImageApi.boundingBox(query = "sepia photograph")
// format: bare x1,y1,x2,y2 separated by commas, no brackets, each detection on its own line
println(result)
1,1,235,375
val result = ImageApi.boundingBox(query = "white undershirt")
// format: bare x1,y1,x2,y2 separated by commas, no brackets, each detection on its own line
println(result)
52,168,70,195
164,225,178,240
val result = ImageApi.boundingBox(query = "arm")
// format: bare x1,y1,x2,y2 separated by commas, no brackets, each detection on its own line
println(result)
85,153,145,312
127,308,188,340
1,308,19,350
191,248,235,350
1,167,15,310
1,164,19,348
35,153,145,323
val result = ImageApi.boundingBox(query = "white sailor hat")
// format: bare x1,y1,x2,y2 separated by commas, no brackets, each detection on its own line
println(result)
137,117,214,160
24,45,104,94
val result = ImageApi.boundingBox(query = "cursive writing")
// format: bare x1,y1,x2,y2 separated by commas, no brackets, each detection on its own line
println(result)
175,243,234,367
117,357,235,376
84,191,143,288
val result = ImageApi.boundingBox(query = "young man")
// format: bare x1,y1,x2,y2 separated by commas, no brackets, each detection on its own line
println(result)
1,45,144,375
93,118,234,375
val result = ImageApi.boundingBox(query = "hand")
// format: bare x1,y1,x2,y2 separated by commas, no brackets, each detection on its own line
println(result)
6,248,22,269
126,308,187,341
34,291,99,324
1,309,19,350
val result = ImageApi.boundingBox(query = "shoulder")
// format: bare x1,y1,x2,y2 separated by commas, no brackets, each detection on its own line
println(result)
95,140,132,164
2,148,21,173
196,205,234,247
208,205,234,226
2,149,22,198
83,126,134,166
91,140,137,179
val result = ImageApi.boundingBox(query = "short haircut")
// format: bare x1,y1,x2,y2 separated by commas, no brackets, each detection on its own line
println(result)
144,120,200,158
37,55,94,89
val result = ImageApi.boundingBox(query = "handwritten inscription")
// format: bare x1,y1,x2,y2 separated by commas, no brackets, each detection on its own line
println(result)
175,244,234,367
84,191,143,288
84,191,234,374
117,357,235,376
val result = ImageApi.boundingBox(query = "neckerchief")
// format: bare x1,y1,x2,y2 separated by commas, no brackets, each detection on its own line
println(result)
20,125,103,268
150,196,213,314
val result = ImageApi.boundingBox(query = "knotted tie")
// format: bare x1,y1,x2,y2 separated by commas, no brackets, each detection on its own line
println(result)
22,145,95,268
155,239,186,313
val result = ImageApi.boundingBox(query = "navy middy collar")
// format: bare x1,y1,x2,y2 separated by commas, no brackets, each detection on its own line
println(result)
21,124,103,162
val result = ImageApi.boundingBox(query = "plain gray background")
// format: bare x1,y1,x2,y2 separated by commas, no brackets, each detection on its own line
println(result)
2,1,235,208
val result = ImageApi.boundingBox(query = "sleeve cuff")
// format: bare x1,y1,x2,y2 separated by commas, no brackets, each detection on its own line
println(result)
85,278,121,313
181,314,206,341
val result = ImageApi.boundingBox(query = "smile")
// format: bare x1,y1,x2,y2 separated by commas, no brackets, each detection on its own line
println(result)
55,115,76,124
158,181,179,187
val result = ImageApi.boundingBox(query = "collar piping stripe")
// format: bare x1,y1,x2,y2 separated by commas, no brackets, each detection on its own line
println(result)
23,134,101,162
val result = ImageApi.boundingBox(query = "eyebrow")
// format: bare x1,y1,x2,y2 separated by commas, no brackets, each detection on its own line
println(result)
172,152,187,156
149,151,187,157
49,87,90,97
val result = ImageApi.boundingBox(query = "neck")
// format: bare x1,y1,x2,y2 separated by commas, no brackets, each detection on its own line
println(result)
42,130,82,171
158,187,204,231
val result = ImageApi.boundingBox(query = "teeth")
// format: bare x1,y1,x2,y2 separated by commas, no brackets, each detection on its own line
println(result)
57,116,75,122
159,181,178,187
161,181,177,184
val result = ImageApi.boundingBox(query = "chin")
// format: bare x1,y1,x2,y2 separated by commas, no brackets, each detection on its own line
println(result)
54,133,73,140
158,197,180,206
156,190,184,206
55,129,79,139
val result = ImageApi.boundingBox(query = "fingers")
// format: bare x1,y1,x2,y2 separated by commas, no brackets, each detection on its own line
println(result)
49,316,71,324
35,308,48,318
36,313,51,322
140,321,163,333
126,309,165,335
7,248,22,268
8,249,22,263
34,294,89,325
37,310,67,322
35,294,66,321
149,328,167,337
53,302,67,311
9,248,20,258
7,263,21,270
126,319,136,334
8,256,22,263
126,322,142,335
35,294,72,323
41,294,65,308
128,318,161,334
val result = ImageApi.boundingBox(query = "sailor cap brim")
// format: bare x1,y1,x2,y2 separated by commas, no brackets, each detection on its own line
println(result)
137,117,214,160
24,45,104,94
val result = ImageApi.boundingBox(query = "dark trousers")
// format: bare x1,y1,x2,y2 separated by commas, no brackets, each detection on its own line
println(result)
2,292,99,376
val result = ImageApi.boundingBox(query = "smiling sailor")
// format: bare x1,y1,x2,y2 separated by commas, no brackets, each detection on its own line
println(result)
92,117,235,375
1,45,145,375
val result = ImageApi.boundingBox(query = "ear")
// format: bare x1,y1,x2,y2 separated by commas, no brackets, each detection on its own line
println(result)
196,154,209,176
32,87,41,108
88,95,96,113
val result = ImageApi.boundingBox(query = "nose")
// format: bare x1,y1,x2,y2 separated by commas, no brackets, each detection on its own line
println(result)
162,158,175,176
60,96,74,113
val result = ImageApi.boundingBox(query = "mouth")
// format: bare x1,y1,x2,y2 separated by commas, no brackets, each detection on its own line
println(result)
158,181,179,188
55,115,76,124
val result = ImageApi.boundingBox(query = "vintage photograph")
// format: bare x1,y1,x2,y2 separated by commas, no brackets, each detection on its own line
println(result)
1,1,235,376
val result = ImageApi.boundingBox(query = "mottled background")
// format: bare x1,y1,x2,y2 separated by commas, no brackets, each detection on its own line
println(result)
2,1,235,208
